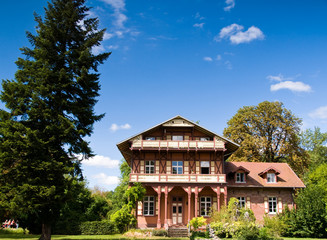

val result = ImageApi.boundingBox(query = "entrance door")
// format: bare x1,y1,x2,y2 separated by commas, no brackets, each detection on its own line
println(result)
172,197,183,225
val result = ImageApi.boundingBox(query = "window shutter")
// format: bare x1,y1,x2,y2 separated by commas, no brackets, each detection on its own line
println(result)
184,161,189,174
167,135,171,140
278,197,283,213
247,197,251,209
138,201,143,216
264,197,268,213
185,135,189,140
196,161,200,174
140,161,144,174
156,137,160,140
166,161,171,174
156,197,158,215
213,197,217,210
155,161,159,174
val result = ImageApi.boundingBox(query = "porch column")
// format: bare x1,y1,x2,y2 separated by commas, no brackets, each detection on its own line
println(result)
187,186,191,223
195,186,198,217
217,186,221,211
164,186,168,228
157,186,161,228
224,186,228,206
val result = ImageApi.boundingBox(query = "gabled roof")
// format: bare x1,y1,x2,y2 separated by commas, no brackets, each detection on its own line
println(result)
231,166,250,174
117,115,240,164
225,162,305,188
258,166,281,176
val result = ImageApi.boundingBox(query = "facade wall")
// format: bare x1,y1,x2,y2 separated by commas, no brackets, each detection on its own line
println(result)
228,187,295,221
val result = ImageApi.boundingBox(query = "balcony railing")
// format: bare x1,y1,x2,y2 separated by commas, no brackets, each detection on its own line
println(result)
131,140,225,151
130,173,226,183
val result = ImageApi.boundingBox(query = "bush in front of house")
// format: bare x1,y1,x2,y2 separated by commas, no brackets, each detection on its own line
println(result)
152,229,168,236
80,220,116,235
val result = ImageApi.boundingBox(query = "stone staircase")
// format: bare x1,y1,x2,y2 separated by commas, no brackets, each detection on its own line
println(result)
168,227,189,238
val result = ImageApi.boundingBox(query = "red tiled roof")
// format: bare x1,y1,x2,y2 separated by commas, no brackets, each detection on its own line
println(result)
258,166,281,176
225,162,305,188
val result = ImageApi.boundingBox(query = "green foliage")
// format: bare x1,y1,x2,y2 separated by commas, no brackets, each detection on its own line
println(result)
188,216,207,231
152,229,168,236
79,220,116,235
299,127,327,169
0,228,29,235
263,215,287,238
223,101,308,176
189,230,206,240
0,0,110,238
111,183,145,233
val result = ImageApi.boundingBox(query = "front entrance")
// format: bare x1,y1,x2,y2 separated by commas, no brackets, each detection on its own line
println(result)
172,196,183,225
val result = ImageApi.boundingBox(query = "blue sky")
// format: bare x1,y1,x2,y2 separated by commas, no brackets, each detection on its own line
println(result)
1,0,327,191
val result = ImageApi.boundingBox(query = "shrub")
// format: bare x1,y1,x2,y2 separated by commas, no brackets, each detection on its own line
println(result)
80,220,116,235
263,214,286,238
188,216,206,231
190,230,206,240
152,229,167,236
0,228,29,235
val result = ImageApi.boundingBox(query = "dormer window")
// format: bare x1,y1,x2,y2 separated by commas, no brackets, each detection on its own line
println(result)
236,172,246,183
172,135,183,141
267,173,276,183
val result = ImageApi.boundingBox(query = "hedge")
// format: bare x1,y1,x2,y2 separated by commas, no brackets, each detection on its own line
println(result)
80,220,117,235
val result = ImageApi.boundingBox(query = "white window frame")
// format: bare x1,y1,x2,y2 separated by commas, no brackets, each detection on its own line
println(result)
143,196,155,216
200,161,210,174
172,135,183,141
236,172,246,183
172,161,183,174
268,197,277,214
200,196,212,217
237,197,246,208
267,173,276,183
145,160,155,174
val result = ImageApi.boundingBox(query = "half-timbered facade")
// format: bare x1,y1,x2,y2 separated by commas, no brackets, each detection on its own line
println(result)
117,116,305,229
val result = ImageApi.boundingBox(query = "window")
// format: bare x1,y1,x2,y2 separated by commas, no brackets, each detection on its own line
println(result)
268,197,277,214
145,137,156,140
267,173,276,183
145,160,155,174
172,161,183,174
200,161,210,174
143,196,155,216
236,172,246,183
200,197,211,216
237,197,246,208
200,137,210,141
172,135,183,141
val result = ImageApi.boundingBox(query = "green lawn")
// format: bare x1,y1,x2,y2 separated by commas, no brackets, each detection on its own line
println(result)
0,233,188,240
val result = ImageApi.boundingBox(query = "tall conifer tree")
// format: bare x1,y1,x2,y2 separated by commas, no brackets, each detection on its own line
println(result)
0,0,110,239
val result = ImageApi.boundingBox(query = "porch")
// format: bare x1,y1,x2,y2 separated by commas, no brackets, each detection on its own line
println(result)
137,185,228,229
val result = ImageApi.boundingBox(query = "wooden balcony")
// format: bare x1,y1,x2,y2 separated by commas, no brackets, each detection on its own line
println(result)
130,140,225,151
130,173,226,183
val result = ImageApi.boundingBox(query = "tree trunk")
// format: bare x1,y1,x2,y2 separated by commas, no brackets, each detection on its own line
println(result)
39,223,51,240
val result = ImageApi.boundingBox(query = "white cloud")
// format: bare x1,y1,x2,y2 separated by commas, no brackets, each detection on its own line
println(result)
93,173,120,185
193,23,205,28
110,123,131,132
266,74,296,82
224,0,235,11
203,57,213,62
225,60,232,70
270,81,312,92
215,24,264,44
309,106,327,119
101,0,127,29
195,12,205,20
115,12,128,28
83,155,120,168
101,0,125,11
115,31,124,37
103,32,114,40
216,54,222,61
108,45,119,50
92,45,105,55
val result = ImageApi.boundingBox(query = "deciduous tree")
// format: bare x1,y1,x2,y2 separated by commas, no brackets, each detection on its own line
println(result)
223,101,308,175
0,0,110,239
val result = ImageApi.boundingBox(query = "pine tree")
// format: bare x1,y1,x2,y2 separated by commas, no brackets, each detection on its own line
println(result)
0,0,110,239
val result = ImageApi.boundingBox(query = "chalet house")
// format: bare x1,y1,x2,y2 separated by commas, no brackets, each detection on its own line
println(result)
117,116,305,229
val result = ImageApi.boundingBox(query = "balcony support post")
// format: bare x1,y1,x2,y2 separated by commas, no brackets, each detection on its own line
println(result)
164,186,168,229
157,186,161,229
195,187,199,217
187,186,191,223
217,186,221,212
224,186,228,206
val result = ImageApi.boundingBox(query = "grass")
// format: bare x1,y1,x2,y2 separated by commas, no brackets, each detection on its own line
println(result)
0,233,188,240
